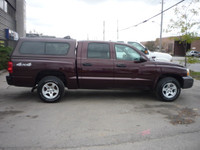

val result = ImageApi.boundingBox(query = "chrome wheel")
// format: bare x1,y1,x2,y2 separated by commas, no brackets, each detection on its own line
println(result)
162,83,177,99
42,82,59,99
38,76,65,102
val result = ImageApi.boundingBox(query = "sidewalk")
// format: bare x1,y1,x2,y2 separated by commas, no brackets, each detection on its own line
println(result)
0,69,6,75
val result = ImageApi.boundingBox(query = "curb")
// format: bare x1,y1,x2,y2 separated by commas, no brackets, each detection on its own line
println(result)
0,69,7,75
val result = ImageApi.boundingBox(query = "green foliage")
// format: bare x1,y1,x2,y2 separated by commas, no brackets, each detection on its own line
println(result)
0,46,12,70
166,0,200,66
190,70,200,80
187,57,200,64
166,0,200,44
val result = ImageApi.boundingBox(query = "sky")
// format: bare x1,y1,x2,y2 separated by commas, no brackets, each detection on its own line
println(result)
25,0,199,42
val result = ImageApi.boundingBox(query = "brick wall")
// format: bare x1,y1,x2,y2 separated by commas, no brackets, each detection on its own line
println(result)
191,39,200,52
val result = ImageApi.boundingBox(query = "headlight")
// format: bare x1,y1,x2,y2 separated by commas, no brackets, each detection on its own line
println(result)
187,69,190,76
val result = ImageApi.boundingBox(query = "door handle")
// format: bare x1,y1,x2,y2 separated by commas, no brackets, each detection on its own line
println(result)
83,63,92,66
116,64,126,67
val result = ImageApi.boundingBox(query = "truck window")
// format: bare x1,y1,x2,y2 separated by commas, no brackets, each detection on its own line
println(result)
87,43,110,59
19,41,45,54
115,44,140,61
46,43,69,55
19,41,70,55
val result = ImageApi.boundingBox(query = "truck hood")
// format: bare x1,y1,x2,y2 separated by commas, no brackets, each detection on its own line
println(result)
154,61,184,68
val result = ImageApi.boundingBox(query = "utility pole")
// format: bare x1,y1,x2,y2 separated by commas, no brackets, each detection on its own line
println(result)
117,20,119,40
159,0,164,51
103,21,105,41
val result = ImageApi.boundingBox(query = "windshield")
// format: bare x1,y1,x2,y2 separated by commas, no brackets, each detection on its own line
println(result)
127,42,146,53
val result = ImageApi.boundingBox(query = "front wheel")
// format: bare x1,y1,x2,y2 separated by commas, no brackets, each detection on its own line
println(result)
37,76,65,103
156,77,181,102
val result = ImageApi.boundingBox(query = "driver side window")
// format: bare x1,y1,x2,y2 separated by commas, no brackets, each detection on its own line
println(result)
115,44,141,61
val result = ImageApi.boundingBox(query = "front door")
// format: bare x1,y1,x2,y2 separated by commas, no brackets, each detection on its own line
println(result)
114,44,149,89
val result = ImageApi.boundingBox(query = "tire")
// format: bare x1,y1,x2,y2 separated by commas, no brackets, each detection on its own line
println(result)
37,76,65,103
156,77,181,102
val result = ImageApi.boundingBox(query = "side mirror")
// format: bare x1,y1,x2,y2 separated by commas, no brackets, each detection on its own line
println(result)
140,56,147,62
144,48,149,54
152,56,156,61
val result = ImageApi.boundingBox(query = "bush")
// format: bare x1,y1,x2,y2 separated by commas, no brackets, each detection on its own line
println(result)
0,46,12,70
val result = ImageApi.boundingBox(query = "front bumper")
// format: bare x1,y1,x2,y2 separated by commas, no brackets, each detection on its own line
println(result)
182,76,194,89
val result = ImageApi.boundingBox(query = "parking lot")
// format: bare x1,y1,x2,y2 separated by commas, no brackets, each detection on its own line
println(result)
0,71,200,150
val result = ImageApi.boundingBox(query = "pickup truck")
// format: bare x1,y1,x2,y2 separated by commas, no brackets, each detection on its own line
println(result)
126,41,173,62
6,38,193,102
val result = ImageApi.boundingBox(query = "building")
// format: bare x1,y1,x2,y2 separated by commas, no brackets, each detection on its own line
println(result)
191,39,200,52
148,37,200,56
0,0,26,48
159,37,200,56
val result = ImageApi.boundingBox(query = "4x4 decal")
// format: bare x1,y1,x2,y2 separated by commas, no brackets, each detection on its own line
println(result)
16,62,32,67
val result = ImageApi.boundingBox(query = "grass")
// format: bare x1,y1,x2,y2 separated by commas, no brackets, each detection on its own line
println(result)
187,57,200,64
187,57,200,80
190,70,200,80
177,57,200,66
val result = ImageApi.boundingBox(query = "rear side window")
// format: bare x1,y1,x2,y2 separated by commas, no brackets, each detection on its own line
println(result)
46,43,69,55
87,43,110,59
19,42,45,54
19,41,70,55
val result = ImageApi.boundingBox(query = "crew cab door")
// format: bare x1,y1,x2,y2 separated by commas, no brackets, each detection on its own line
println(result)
114,44,154,89
77,41,114,89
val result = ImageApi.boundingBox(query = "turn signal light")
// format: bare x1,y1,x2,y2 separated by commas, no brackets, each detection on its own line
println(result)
144,50,149,54
8,61,13,73
187,69,190,76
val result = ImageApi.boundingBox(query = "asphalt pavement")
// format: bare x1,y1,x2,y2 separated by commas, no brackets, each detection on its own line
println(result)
0,71,200,150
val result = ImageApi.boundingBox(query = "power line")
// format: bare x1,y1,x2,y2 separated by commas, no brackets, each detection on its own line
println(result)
120,0,185,31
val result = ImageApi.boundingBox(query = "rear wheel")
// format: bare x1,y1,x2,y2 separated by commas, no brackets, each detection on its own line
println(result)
37,76,65,103
156,77,181,102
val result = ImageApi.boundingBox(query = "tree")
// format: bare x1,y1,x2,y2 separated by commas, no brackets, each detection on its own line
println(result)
166,0,200,66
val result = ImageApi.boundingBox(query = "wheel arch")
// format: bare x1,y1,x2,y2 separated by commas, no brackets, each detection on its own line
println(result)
155,73,183,89
35,70,67,87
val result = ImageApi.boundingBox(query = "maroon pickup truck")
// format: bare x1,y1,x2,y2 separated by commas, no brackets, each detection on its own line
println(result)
6,38,193,102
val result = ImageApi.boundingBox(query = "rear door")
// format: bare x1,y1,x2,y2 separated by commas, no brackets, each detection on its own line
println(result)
77,41,114,89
